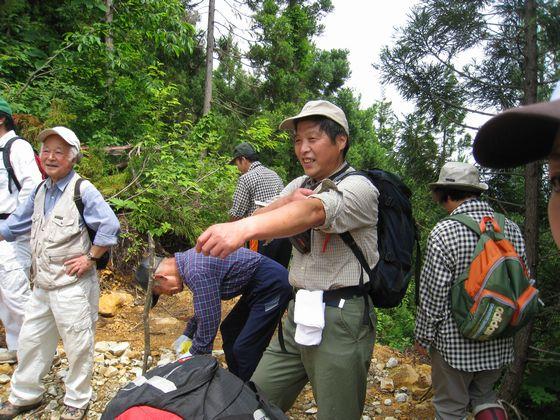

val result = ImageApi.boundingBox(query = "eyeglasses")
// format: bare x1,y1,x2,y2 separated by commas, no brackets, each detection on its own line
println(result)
550,175,560,193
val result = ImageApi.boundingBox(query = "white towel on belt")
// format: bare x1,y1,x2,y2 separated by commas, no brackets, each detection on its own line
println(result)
294,290,325,346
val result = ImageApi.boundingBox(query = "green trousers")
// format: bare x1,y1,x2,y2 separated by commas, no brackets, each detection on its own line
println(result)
251,296,376,420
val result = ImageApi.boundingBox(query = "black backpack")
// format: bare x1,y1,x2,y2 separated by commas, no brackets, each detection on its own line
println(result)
338,169,420,308
1,136,47,193
74,178,110,269
102,355,287,420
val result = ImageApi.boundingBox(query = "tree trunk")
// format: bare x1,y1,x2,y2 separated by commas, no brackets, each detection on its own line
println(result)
105,0,114,88
499,0,538,402
202,0,215,115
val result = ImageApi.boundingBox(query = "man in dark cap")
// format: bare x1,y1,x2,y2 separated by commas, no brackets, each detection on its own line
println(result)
229,142,291,267
135,247,291,382
473,81,560,248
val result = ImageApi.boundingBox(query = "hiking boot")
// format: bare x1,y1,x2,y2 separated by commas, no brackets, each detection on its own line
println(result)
0,350,17,364
0,400,42,419
61,404,88,420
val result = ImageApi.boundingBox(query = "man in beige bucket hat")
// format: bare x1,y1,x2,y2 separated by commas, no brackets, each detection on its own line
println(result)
416,161,526,419
473,81,560,249
196,100,378,419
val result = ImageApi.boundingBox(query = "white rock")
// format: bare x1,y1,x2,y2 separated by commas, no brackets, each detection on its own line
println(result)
157,357,174,366
91,391,98,402
380,377,394,392
104,366,119,378
119,355,131,365
131,367,143,378
110,342,130,356
395,393,408,403
385,417,398,420
383,398,392,406
305,407,318,414
96,380,105,386
375,407,383,414
47,385,58,396
93,354,105,364
0,374,10,384
375,363,385,371
362,416,371,420
94,341,113,353
56,369,68,380
46,399,59,410
212,350,225,357
385,357,399,368
372,401,381,406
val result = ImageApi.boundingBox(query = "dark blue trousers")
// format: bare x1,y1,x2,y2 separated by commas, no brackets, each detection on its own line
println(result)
220,256,292,381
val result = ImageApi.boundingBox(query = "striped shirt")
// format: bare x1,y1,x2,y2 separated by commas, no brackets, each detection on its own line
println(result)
281,163,379,291
229,161,284,219
415,199,527,371
175,248,262,355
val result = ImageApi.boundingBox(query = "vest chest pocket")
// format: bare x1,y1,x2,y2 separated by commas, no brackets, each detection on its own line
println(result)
49,216,80,242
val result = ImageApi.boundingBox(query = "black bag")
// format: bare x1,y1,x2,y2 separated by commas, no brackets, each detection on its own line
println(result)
74,178,110,269
339,169,420,308
1,136,46,193
102,355,287,420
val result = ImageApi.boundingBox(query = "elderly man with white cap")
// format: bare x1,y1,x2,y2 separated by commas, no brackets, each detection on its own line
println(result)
474,81,560,249
0,126,120,420
415,162,527,420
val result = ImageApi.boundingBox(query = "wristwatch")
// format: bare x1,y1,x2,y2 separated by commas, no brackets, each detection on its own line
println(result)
86,251,99,261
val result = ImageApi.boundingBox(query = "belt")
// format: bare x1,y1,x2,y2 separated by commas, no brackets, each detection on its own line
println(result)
323,286,365,307
0,213,10,220
293,286,365,308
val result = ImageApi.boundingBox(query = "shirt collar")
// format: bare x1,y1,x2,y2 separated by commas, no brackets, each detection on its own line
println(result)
450,198,493,215
0,130,17,146
248,161,262,171
45,169,76,192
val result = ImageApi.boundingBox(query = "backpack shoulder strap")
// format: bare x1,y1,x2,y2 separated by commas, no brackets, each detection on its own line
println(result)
2,136,22,193
445,214,481,236
74,178,95,242
493,212,506,232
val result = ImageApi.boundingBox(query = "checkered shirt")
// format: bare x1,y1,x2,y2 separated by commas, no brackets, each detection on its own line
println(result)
229,161,284,218
175,248,262,355
281,163,379,291
415,199,527,371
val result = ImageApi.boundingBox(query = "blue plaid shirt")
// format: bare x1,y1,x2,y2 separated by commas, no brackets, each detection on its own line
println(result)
175,248,262,355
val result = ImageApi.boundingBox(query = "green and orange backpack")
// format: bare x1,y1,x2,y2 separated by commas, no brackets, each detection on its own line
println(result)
447,213,540,341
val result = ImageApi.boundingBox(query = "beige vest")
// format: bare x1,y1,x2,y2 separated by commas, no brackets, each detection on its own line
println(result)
31,173,94,289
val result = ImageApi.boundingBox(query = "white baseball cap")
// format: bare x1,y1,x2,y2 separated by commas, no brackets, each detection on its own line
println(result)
37,126,81,151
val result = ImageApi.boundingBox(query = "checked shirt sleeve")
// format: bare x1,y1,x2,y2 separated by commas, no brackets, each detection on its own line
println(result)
188,272,222,355
415,229,455,349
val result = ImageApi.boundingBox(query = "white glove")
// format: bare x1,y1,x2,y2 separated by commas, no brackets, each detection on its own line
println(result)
177,350,193,360
172,335,192,355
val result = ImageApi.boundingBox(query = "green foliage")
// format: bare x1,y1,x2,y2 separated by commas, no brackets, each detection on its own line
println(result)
375,289,416,350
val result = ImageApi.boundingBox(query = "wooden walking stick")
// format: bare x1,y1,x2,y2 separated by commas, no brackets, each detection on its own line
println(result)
142,233,155,374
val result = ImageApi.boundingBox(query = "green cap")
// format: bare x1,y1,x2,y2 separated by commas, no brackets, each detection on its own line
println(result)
229,142,256,164
0,97,12,117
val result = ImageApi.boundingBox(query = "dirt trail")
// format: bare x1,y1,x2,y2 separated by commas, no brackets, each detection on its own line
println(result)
0,271,435,419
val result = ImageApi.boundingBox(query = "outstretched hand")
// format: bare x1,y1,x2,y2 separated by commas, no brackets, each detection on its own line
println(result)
196,222,247,259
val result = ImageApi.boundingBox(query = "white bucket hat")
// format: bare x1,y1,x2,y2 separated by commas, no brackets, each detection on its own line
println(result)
429,162,488,192
279,100,349,135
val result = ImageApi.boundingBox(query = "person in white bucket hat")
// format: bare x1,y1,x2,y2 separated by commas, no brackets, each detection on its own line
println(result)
416,161,527,420
0,126,120,420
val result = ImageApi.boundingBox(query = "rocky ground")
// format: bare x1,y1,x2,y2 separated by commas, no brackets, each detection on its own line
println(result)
0,271,435,419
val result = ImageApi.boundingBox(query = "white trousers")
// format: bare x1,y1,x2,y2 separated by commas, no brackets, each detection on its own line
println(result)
9,274,99,409
0,236,32,350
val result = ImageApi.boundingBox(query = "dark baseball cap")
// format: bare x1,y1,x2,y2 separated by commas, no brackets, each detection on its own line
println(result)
473,81,560,168
134,256,164,308
229,142,256,164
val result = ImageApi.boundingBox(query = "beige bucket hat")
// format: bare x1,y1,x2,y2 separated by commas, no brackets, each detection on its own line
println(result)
473,81,560,168
279,100,349,135
429,162,488,192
